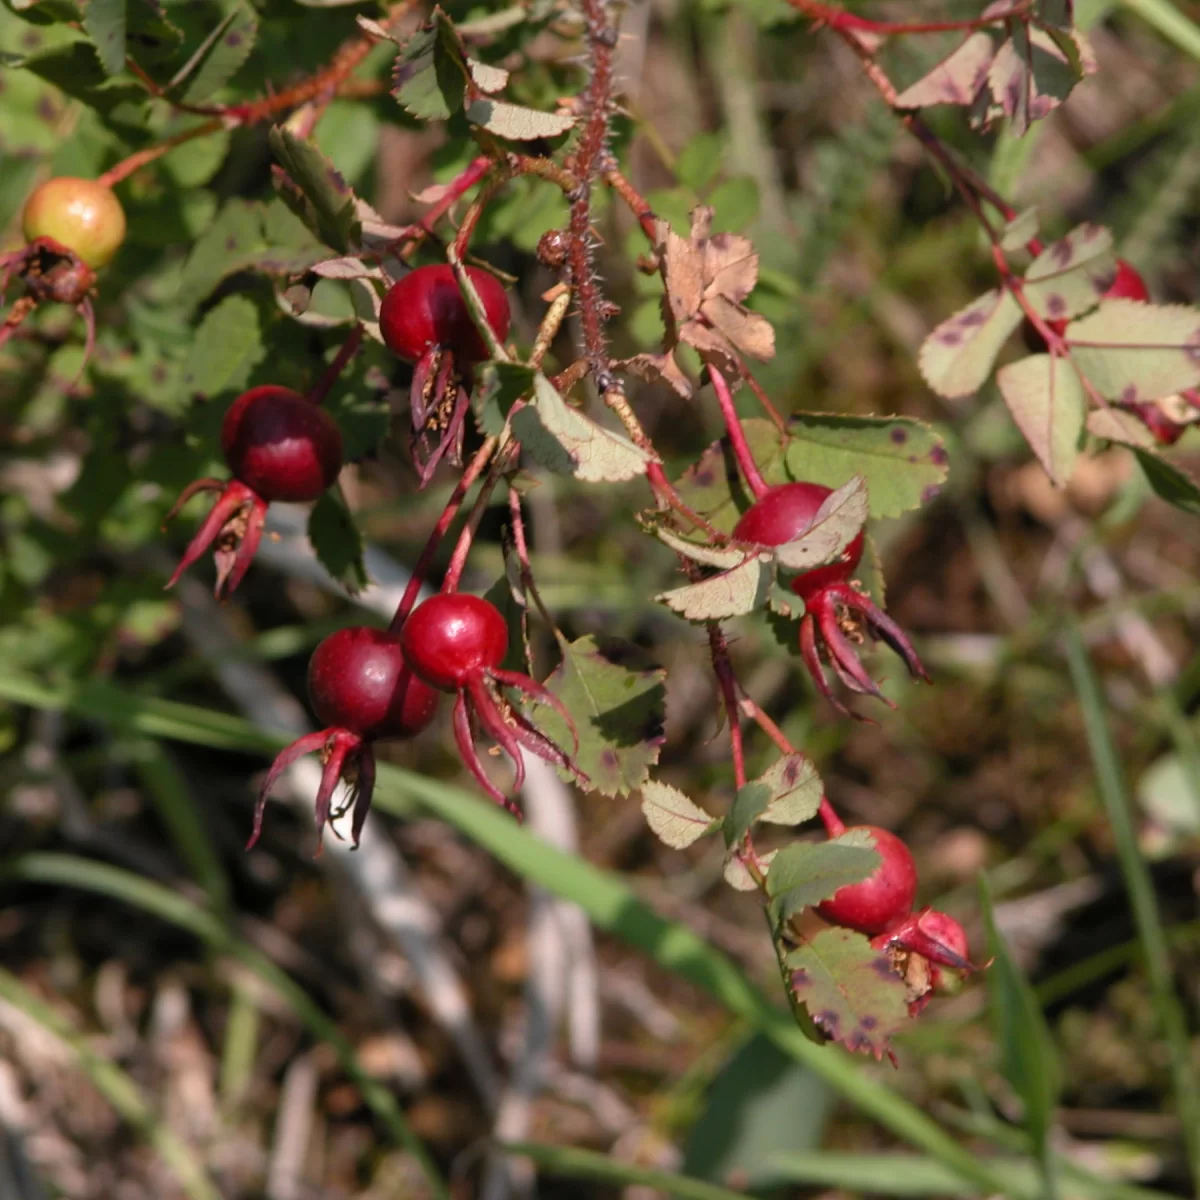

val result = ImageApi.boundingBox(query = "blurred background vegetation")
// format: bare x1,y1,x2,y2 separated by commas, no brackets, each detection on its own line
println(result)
2,0,1200,1195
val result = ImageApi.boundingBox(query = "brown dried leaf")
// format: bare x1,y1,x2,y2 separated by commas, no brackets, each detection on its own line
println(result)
699,293,775,362
619,351,694,398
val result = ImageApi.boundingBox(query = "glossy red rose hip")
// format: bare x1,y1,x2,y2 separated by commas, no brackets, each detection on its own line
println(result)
380,264,510,366
818,825,918,935
733,481,864,601
308,627,438,740
400,592,509,691
222,385,343,502
733,482,927,713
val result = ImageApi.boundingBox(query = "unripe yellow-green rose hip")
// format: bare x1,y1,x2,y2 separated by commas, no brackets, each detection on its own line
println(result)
22,177,127,269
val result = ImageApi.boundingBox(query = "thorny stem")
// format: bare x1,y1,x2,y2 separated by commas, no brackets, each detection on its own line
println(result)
709,366,770,500
97,120,223,188
306,325,363,406
389,436,499,632
737,689,847,837
568,0,621,389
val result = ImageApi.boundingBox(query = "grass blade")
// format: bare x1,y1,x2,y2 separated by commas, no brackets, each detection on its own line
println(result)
0,968,220,1200
0,853,449,1200
1065,623,1200,1189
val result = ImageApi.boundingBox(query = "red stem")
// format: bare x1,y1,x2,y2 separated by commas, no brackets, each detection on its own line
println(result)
709,367,769,500
440,447,513,594
306,325,363,406
793,0,1030,36
709,626,748,789
389,436,498,632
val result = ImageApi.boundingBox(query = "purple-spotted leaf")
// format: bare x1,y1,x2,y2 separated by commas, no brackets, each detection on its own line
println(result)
1022,224,1115,321
539,635,666,797
918,288,1023,399
785,928,910,1059
893,32,994,109
641,780,719,848
783,414,950,518
269,127,361,254
766,829,880,926
1065,300,1200,402
996,353,1086,484
657,554,772,621
987,24,1092,136
756,754,823,826
512,374,655,483
770,475,867,572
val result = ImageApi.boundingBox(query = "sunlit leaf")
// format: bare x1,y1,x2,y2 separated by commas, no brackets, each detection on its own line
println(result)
918,288,1022,399
996,353,1086,484
1067,299,1200,401
770,475,867,572
540,635,666,797
466,98,574,140
641,780,719,848
893,32,994,109
786,928,909,1059
766,830,880,927
656,554,771,621
1022,223,1115,321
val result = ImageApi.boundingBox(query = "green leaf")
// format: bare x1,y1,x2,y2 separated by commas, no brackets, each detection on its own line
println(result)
641,779,719,848
178,198,324,309
784,414,950,518
392,11,466,121
656,554,771,621
1134,446,1200,515
676,131,724,191
182,295,263,399
766,830,880,927
2,37,143,115
785,927,910,1058
1066,299,1200,401
173,2,256,105
755,753,823,825
918,288,1023,399
709,175,760,232
995,353,1086,484
724,781,771,848
268,126,361,253
472,360,535,437
307,490,368,594
125,0,182,67
894,33,994,109
540,635,666,797
979,877,1061,1178
987,24,1092,136
511,374,655,483
83,0,125,75
466,97,574,140
1022,223,1116,321
770,475,868,572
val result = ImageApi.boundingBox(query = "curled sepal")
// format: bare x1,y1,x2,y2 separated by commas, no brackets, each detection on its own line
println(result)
247,727,370,855
163,478,268,599
410,346,469,487
799,582,929,717
454,687,521,817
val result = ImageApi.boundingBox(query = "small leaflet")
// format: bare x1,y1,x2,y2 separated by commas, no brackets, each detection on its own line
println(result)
656,554,772,622
1022,223,1115,321
770,475,868,572
641,781,719,849
893,32,995,110
918,288,1023,399
996,353,1086,485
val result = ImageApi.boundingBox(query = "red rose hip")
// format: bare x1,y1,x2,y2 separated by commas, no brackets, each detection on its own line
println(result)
308,627,438,740
401,592,509,691
222,385,343,502
818,825,918,935
380,264,510,366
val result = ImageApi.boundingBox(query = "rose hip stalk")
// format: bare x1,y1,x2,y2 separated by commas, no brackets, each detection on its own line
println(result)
399,593,585,815
733,482,929,714
249,627,438,851
164,384,344,597
380,264,510,486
